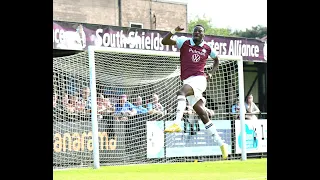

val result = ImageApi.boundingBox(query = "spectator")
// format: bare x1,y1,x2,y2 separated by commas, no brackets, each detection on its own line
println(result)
97,93,107,115
114,94,137,119
231,99,240,119
79,86,91,112
184,101,200,135
67,95,77,113
97,94,115,115
245,94,260,120
53,94,57,108
104,87,118,105
185,101,214,118
98,94,115,139
75,93,85,113
53,93,58,121
134,96,148,115
148,93,164,115
104,98,115,114
146,96,153,112
62,93,69,109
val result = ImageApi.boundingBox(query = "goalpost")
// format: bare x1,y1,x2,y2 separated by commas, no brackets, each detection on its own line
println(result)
53,45,246,169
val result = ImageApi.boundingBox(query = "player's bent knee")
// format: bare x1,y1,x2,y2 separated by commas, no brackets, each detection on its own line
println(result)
176,90,185,96
194,99,205,107
193,101,207,114
193,105,203,113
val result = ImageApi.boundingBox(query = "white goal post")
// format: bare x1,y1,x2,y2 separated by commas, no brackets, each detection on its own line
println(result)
87,46,246,169
53,45,247,170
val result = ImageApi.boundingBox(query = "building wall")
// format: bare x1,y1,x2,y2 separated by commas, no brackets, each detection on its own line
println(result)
53,0,119,26
53,0,187,32
121,0,187,31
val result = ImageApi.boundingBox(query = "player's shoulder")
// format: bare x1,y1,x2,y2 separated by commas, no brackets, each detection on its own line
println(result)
203,42,218,57
202,42,214,51
176,36,190,40
203,41,212,49
176,36,192,48
176,36,191,43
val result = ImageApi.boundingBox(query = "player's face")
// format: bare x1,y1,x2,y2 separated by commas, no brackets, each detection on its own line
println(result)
192,26,205,42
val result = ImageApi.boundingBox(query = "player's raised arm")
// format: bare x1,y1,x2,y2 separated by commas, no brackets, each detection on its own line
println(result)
161,26,184,45
211,56,219,73
207,49,220,78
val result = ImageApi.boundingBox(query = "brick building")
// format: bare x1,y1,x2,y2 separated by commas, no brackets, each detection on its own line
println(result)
53,0,188,32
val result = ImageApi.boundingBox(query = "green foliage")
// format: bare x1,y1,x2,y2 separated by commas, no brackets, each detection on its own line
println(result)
188,16,267,39
232,25,267,39
188,16,234,37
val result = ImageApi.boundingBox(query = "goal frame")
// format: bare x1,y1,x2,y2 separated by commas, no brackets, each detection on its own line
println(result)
87,45,247,169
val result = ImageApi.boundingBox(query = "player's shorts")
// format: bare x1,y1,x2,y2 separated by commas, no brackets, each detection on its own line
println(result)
183,75,207,107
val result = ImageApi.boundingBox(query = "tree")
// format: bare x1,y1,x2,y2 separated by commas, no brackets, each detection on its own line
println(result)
232,25,267,39
188,16,234,37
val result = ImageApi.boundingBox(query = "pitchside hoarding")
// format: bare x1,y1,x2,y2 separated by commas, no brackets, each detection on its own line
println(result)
53,120,126,165
147,121,165,158
53,21,267,62
235,120,267,154
145,120,232,158
53,119,267,164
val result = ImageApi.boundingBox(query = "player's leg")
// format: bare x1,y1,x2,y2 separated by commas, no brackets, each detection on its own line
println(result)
184,75,228,159
164,84,194,133
192,99,228,159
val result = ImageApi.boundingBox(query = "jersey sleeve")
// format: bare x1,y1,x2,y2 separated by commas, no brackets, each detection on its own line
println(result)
209,46,218,58
176,36,189,49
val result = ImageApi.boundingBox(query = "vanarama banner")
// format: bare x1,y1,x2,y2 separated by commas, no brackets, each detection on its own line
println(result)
53,21,267,62
53,120,126,164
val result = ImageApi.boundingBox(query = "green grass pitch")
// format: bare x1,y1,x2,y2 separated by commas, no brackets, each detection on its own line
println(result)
53,158,266,180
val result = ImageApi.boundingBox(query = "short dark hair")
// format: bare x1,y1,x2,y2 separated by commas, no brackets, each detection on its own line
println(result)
194,24,205,32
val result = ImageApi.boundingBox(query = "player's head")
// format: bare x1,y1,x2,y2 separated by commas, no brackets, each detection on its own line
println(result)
192,25,205,42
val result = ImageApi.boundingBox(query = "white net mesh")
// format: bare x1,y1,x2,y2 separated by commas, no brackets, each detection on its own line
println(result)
53,48,240,169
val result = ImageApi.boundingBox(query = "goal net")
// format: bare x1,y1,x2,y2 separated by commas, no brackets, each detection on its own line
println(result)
53,47,240,169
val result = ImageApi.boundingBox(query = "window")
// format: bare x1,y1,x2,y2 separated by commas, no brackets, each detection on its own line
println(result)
130,22,143,29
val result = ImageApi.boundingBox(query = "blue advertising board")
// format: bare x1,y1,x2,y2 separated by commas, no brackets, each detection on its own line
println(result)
165,120,232,157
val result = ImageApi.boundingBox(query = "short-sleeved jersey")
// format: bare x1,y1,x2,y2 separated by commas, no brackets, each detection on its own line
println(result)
115,101,135,113
176,37,217,80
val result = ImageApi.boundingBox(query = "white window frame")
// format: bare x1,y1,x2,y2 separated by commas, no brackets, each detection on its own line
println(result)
129,22,143,29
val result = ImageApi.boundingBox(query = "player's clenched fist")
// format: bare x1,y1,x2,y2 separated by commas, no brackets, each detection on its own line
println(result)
174,26,184,32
